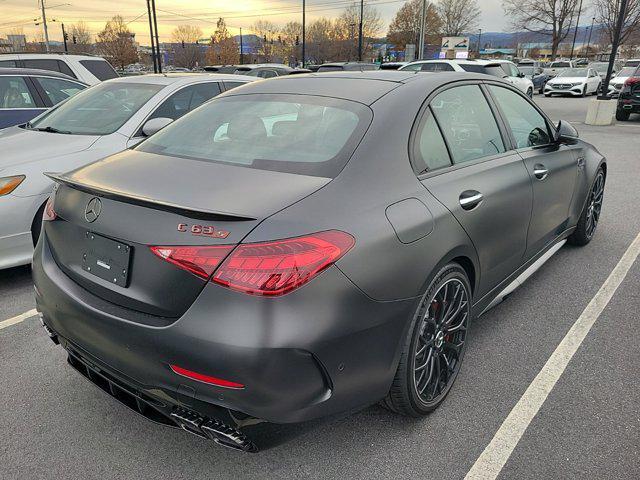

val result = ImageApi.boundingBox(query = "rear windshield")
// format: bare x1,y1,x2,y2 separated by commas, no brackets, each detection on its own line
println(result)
317,65,344,72
79,59,118,80
137,94,372,178
461,64,506,78
550,62,570,68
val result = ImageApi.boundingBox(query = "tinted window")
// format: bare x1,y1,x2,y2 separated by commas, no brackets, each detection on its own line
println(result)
224,81,247,90
138,94,371,178
35,77,85,105
57,60,77,78
437,63,455,71
431,85,505,164
0,60,18,68
459,64,485,73
0,77,36,108
413,112,451,173
30,82,162,135
488,85,551,148
551,62,570,68
79,59,118,80
23,59,60,73
401,63,423,71
420,63,439,71
317,65,344,72
484,65,507,77
149,82,222,121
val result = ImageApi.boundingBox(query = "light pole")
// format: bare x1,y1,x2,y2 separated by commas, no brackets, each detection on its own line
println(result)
358,0,364,61
477,28,482,56
418,0,426,60
302,0,306,67
39,0,50,52
239,27,244,65
599,0,628,99
146,0,157,73
570,0,584,60
586,16,595,58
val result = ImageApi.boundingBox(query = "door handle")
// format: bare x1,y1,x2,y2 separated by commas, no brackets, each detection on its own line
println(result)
533,164,548,180
459,190,483,210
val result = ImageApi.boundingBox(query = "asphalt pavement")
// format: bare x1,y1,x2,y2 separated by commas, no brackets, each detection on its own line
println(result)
1,95,639,480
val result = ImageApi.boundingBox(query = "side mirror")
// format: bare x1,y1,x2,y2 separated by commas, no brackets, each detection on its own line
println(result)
142,117,173,137
555,120,579,143
518,72,525,78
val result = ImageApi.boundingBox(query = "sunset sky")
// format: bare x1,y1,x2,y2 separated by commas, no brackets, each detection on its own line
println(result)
0,0,508,44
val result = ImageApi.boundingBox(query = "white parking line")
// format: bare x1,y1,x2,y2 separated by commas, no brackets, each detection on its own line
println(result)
0,309,38,330
466,231,640,480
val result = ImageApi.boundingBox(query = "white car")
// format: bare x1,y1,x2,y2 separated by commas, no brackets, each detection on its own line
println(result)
0,73,253,269
544,67,602,97
543,60,575,78
399,59,535,96
0,53,118,85
608,66,638,96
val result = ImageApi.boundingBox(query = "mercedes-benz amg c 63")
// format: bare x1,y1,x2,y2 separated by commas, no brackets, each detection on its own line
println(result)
33,72,606,451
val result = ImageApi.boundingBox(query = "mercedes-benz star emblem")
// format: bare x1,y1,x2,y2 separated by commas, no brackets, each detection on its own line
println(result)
84,197,102,223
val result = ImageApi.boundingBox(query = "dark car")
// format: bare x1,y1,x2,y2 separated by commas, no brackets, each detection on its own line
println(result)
519,65,550,93
316,61,379,72
616,66,640,121
34,71,606,452
203,65,239,73
0,68,86,128
233,64,311,78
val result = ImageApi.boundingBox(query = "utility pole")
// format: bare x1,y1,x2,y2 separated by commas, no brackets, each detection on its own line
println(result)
418,0,426,60
358,0,364,61
302,0,306,67
39,0,50,52
586,16,595,58
239,27,244,65
477,28,482,56
151,0,162,73
61,23,68,52
146,0,158,73
569,0,584,60
599,0,628,99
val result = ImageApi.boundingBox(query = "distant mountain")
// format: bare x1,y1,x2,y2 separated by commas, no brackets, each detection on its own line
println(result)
467,25,604,49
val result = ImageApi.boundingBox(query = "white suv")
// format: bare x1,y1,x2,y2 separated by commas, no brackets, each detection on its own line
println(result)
400,59,535,97
0,53,118,85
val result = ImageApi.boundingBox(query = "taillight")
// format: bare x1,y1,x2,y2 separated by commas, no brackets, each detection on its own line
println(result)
150,245,234,280
625,77,640,86
212,230,355,296
170,364,244,389
43,195,57,221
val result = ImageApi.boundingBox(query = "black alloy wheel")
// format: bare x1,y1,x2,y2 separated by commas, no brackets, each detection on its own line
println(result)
568,168,605,246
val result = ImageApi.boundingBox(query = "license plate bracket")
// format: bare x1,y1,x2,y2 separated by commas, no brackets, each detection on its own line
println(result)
81,232,131,287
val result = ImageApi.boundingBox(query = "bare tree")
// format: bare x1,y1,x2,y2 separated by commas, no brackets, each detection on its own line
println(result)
207,18,239,65
337,3,383,60
437,0,481,36
594,0,640,46
280,21,302,64
96,16,138,69
69,21,93,54
503,0,579,59
171,25,203,69
387,0,442,50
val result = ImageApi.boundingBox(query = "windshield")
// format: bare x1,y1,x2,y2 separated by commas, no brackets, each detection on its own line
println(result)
616,67,636,77
519,66,534,75
137,94,372,178
551,62,570,68
29,82,162,135
558,68,587,77
589,63,609,72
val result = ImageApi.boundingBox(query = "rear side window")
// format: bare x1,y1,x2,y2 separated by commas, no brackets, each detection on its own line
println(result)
413,112,451,173
223,81,247,91
317,66,344,72
57,61,76,78
460,64,485,73
401,63,423,71
148,82,222,121
23,59,61,73
79,60,118,80
431,85,505,164
0,77,36,108
0,60,17,68
35,77,85,105
138,94,372,178
421,63,440,71
488,85,551,148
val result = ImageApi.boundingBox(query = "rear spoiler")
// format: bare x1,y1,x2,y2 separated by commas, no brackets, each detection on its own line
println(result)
45,172,256,222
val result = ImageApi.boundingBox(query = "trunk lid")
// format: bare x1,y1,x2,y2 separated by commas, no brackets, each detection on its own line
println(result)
46,150,330,318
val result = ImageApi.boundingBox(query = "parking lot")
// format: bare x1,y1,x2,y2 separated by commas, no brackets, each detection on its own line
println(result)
1,94,639,479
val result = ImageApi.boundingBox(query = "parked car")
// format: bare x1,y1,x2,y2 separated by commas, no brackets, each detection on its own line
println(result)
33,71,605,452
0,74,253,270
624,58,640,67
616,66,640,121
0,68,86,129
203,65,239,73
588,61,622,79
0,53,118,85
380,61,408,70
544,67,602,96
316,62,379,72
400,59,535,97
518,65,550,94
543,60,574,77
233,64,310,78
608,66,638,96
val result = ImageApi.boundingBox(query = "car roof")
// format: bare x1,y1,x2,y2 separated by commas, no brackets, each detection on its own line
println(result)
221,71,492,105
103,73,254,86
0,53,105,60
0,67,88,82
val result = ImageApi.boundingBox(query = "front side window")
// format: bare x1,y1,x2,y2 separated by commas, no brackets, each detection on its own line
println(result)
79,60,118,80
430,85,505,164
0,77,36,108
29,82,162,135
413,112,451,173
138,94,371,178
148,82,222,121
0,60,18,68
488,85,551,148
35,77,85,105
420,63,440,71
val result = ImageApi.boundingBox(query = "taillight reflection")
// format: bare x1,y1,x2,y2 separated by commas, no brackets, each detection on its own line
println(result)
150,245,234,280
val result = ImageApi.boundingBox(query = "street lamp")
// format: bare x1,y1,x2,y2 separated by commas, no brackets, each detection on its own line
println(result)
586,16,595,59
599,0,628,99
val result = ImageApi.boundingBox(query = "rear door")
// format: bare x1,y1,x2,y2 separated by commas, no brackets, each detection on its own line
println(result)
417,83,533,297
486,84,579,258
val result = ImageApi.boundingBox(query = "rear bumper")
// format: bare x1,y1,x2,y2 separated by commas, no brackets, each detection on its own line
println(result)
33,234,414,424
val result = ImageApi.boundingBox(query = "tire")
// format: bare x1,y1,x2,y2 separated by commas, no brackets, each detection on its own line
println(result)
527,88,533,98
383,263,472,417
31,202,47,246
581,86,587,97
544,93,551,97
568,168,605,246
616,109,630,121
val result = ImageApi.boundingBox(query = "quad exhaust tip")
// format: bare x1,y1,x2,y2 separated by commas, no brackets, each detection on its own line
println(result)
170,407,259,453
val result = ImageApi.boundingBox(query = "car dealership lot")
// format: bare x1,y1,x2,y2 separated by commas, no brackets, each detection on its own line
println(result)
1,95,639,479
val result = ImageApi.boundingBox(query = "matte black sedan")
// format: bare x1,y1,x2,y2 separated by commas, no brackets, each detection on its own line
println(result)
33,71,606,452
